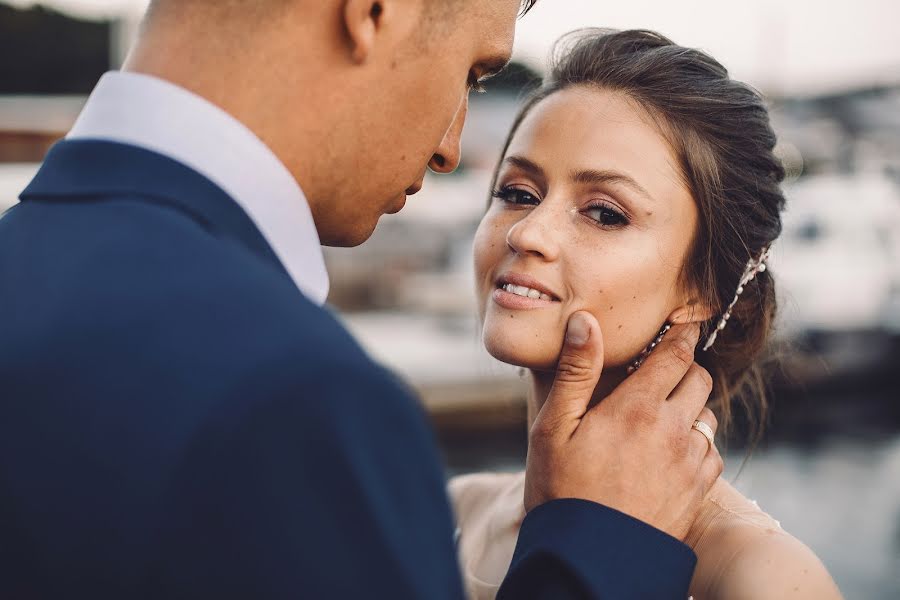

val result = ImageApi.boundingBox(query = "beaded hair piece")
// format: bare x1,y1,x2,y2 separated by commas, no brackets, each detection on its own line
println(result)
702,246,773,352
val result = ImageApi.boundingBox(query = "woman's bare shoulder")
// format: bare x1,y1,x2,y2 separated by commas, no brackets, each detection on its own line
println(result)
710,528,843,599
689,480,842,599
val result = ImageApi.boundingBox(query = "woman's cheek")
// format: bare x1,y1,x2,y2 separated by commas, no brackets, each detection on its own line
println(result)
596,310,641,367
472,216,504,311
570,274,644,367
473,211,508,272
596,292,676,367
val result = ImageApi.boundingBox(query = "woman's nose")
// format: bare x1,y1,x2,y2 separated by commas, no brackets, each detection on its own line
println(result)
505,208,560,261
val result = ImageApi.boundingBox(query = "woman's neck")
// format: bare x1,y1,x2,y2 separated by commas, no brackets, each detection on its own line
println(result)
526,366,629,429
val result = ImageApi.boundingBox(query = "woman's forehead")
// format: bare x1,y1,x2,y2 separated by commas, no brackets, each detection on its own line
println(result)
504,87,690,204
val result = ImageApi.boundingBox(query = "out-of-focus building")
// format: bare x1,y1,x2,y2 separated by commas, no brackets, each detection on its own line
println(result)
0,3,135,164
0,96,84,163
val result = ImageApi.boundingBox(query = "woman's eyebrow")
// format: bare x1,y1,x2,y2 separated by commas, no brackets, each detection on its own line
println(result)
503,155,545,179
571,168,656,203
504,156,655,204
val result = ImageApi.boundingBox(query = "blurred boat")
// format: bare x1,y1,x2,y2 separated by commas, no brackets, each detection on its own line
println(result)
772,173,900,384
775,172,900,335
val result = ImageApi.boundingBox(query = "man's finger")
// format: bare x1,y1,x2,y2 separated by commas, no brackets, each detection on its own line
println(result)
698,436,725,494
535,311,604,432
667,362,714,420
621,323,700,402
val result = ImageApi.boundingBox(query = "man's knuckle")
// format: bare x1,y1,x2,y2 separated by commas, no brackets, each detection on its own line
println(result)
716,451,725,470
556,354,596,382
703,409,719,431
531,418,560,441
669,339,694,367
695,365,714,391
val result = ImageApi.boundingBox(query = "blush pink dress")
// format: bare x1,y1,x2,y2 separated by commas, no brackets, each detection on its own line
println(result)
449,471,842,600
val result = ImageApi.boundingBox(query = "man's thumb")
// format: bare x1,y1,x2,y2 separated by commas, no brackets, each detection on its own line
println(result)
540,311,605,426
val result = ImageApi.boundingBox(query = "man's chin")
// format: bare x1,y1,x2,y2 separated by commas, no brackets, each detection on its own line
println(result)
385,193,408,215
319,195,405,247
320,219,380,248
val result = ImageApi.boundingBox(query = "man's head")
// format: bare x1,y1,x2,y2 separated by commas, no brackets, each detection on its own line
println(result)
130,0,532,246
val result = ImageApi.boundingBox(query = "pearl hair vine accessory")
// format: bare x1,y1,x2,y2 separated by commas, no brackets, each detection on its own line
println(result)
702,245,773,352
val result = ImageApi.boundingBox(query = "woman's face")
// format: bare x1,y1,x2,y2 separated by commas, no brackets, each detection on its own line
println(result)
474,86,704,371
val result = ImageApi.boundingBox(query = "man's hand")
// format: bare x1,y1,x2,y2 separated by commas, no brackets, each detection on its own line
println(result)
524,311,723,541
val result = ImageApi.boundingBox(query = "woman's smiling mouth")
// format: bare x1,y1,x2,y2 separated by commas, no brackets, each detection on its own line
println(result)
493,273,561,310
500,282,554,301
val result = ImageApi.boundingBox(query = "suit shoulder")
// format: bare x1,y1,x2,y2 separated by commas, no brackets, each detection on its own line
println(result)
2,194,379,393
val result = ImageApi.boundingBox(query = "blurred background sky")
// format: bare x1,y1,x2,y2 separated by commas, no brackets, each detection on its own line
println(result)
3,0,900,94
2,1,900,597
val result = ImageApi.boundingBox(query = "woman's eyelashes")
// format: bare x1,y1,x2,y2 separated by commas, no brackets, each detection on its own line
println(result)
583,201,629,227
491,185,540,206
492,185,630,228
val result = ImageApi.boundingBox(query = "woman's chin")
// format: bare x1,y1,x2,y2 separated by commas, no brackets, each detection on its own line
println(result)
482,331,562,372
482,320,637,381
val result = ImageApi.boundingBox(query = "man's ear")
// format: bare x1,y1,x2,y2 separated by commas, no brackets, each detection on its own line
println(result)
342,0,384,64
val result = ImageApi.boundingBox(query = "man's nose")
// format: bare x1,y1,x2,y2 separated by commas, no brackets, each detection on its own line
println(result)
428,95,468,174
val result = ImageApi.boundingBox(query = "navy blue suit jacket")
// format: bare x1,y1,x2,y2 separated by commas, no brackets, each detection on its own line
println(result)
0,140,695,598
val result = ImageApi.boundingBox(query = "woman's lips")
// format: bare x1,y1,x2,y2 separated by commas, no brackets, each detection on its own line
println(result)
492,287,558,310
496,272,561,300
492,272,562,310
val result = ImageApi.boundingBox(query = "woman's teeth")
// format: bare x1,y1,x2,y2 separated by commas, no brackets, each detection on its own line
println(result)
502,283,552,301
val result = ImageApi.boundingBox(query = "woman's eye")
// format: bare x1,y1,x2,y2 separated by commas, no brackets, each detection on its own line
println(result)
491,187,539,206
584,204,628,227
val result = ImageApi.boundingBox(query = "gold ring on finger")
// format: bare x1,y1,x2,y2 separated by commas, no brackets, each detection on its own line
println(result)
691,419,715,449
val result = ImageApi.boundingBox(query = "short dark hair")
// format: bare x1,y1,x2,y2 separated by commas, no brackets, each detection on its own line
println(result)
493,29,786,442
520,0,537,15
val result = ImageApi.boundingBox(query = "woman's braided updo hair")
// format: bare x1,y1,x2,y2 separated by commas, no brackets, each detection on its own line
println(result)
493,29,787,439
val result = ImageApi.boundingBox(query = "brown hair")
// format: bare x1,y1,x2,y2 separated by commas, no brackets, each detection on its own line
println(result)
519,0,537,14
492,29,786,442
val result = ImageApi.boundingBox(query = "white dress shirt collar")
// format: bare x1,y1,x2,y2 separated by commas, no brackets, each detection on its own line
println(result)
68,71,330,305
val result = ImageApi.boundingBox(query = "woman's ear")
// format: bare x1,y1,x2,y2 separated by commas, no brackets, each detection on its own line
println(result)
668,299,716,326
342,0,384,64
